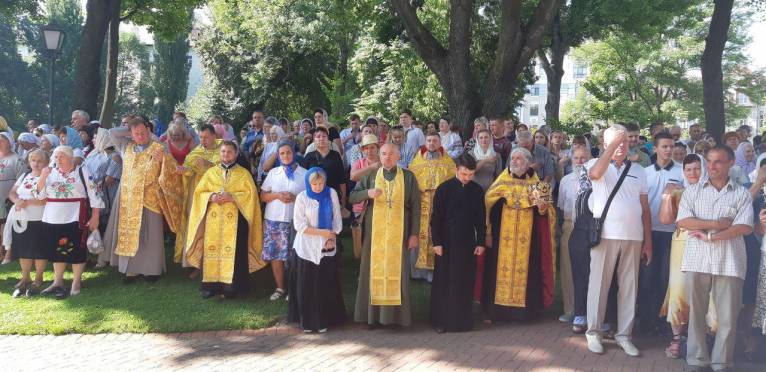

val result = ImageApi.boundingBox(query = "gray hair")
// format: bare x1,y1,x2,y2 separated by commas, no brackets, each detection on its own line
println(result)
53,145,74,159
603,124,627,148
473,116,489,127
72,110,90,122
265,116,279,126
511,147,533,162
516,130,533,143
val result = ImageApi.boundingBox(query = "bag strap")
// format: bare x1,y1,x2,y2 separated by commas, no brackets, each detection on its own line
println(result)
600,161,632,221
77,166,90,206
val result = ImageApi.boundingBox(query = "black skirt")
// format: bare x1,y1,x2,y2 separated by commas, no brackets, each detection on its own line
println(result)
289,255,346,331
12,220,48,259
46,222,87,264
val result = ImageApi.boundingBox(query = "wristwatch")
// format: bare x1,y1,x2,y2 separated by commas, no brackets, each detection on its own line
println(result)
707,231,713,241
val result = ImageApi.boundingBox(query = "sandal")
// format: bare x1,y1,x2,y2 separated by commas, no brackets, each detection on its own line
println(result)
41,285,62,295
665,335,682,359
54,286,70,300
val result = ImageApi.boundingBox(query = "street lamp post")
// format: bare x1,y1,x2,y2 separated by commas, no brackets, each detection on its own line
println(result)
41,24,65,126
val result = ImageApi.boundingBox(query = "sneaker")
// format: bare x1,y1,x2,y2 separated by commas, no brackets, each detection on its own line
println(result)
617,340,640,357
318,328,327,333
269,289,286,301
558,313,573,323
586,334,604,354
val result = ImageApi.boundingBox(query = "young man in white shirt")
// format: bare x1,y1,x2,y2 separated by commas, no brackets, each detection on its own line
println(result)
399,109,425,152
584,124,652,357
638,132,683,335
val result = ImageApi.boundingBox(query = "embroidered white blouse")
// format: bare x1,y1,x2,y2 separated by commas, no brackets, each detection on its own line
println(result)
35,166,105,224
261,165,307,222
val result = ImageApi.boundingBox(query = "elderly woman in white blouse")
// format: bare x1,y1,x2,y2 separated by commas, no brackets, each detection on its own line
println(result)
288,167,345,333
35,146,103,299
260,140,307,300
8,150,49,297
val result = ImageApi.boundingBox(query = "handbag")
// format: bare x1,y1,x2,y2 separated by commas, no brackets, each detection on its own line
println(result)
575,161,632,248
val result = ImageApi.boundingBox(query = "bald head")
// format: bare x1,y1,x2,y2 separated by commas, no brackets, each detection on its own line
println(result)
380,143,401,169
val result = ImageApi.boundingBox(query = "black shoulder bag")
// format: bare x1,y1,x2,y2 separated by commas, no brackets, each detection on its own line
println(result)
579,161,632,248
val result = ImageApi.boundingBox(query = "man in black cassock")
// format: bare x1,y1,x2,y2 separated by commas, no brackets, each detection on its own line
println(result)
429,154,486,333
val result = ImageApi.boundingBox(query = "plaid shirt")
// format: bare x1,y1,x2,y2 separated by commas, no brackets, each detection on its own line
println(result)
676,178,753,280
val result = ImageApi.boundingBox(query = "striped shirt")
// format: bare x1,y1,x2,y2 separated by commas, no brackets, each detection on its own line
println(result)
676,178,753,280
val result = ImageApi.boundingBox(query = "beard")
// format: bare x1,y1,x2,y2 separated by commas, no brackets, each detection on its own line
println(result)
510,165,528,177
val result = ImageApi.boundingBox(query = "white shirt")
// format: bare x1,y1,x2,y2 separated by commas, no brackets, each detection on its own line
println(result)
644,161,683,232
292,189,343,265
36,166,105,224
261,165,307,222
12,173,45,221
557,171,580,220
677,179,753,279
586,159,649,241
404,126,426,152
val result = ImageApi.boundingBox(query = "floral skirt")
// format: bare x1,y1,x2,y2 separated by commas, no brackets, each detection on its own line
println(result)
262,219,291,261
45,222,86,264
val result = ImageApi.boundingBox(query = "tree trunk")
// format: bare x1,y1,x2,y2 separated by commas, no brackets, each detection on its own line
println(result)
98,0,121,127
392,0,562,134
538,13,568,125
74,0,112,117
701,0,733,142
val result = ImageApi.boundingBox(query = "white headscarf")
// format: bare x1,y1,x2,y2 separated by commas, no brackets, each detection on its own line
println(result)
0,131,15,151
684,154,707,187
471,133,497,161
42,134,60,148
17,132,39,146
93,127,115,153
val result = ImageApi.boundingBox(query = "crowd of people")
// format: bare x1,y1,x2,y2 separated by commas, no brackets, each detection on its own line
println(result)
1,109,766,370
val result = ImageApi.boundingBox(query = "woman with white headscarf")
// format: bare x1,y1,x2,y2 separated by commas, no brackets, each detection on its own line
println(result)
0,132,24,264
737,142,757,185
257,125,287,183
40,134,59,155
658,153,709,358
83,128,122,235
471,129,502,191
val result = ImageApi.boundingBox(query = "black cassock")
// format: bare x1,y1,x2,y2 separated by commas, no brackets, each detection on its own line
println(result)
429,178,486,332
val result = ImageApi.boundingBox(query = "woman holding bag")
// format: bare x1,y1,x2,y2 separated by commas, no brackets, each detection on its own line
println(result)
8,150,49,297
288,167,345,333
35,146,103,299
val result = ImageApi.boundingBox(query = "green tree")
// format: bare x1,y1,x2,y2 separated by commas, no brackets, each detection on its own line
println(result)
391,0,562,138
537,0,694,124
114,32,155,117
0,21,44,129
20,0,84,126
153,30,192,123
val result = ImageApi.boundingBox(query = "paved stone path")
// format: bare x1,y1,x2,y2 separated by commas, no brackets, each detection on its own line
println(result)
7,317,761,371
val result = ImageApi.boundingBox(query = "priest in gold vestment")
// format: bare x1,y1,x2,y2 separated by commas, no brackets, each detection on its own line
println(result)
107,117,184,281
408,133,455,281
350,143,421,328
482,147,557,322
185,141,266,298
174,124,221,265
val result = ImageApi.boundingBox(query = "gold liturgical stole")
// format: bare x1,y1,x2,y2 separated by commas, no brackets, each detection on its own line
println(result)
485,171,556,307
370,167,405,306
115,141,183,257
185,164,266,283
173,140,222,263
409,150,455,270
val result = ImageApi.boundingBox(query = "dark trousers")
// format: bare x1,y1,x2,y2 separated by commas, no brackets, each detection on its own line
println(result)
638,230,673,331
569,227,591,317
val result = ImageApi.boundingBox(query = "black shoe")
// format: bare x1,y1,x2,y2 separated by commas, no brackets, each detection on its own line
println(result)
123,275,138,285
12,285,26,298
367,323,381,331
144,275,160,283
54,286,70,300
221,291,237,299
200,290,216,299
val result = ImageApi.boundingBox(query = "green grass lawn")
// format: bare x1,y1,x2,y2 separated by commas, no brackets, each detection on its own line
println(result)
0,236,434,335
